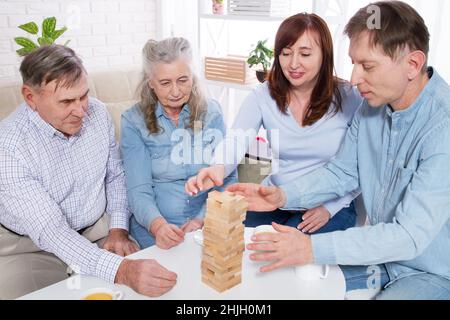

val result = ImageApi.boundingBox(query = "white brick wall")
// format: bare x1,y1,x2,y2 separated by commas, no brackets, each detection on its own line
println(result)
0,0,158,82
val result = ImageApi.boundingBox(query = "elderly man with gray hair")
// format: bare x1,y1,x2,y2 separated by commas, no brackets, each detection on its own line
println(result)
0,45,177,299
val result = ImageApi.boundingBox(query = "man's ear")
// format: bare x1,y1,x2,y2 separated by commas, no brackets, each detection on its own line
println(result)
407,50,427,80
21,84,39,111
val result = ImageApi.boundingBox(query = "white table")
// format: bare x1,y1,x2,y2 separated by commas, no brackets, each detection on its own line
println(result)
19,228,346,300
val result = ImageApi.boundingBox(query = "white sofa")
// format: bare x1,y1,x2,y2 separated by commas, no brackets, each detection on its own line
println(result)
0,68,141,141
0,68,270,183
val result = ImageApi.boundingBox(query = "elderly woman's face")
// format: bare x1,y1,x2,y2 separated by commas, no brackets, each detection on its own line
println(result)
148,58,193,110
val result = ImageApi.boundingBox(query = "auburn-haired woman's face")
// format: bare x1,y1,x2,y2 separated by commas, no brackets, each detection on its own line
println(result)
279,30,323,90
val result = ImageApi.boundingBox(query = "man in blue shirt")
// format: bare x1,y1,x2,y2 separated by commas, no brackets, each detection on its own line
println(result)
228,1,450,299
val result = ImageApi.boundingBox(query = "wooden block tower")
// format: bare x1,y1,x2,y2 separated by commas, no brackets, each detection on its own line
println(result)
201,191,248,292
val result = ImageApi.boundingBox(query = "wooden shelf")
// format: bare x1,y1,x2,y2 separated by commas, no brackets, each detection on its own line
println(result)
203,79,258,91
199,13,285,22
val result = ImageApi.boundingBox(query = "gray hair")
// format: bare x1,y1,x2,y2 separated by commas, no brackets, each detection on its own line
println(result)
137,37,206,134
19,44,86,90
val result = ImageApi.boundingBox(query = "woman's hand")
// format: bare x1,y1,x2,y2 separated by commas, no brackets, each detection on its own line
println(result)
297,206,331,234
226,183,286,212
150,217,185,250
180,219,203,233
185,165,225,196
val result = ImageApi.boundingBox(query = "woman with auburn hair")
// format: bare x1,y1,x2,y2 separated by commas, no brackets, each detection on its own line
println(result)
186,13,362,234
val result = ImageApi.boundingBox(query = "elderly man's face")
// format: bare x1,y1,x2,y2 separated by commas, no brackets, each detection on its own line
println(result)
25,72,89,137
349,31,411,109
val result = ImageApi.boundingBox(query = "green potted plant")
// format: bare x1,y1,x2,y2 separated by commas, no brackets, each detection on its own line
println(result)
247,39,274,83
14,16,69,56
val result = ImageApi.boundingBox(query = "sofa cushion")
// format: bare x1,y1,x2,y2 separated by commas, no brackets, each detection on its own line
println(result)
0,82,22,120
105,100,137,141
88,69,141,103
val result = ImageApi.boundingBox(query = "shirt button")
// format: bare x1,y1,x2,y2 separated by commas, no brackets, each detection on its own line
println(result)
381,189,385,193
187,199,190,204
389,160,393,164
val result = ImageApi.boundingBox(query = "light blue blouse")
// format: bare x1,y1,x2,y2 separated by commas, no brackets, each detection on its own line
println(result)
213,82,363,216
121,99,237,230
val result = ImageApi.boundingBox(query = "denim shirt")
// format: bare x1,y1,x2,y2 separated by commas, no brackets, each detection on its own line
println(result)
280,68,450,283
121,99,237,230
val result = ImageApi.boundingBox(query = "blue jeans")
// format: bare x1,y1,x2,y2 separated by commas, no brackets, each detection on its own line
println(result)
129,215,156,249
244,201,357,234
341,264,450,300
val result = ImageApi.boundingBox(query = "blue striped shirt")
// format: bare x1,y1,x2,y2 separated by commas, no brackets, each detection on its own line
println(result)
0,98,129,284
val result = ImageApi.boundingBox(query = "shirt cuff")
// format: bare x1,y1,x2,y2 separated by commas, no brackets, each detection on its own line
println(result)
322,202,342,218
279,182,305,210
93,250,125,284
311,233,338,265
108,211,130,231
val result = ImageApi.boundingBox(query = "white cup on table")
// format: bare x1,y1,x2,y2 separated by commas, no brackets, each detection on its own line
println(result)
253,224,277,236
295,264,330,281
81,287,124,300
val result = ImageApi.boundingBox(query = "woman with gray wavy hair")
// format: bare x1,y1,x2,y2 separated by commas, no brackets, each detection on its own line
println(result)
121,37,237,249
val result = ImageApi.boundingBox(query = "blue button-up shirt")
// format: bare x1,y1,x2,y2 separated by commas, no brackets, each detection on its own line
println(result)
0,98,129,284
121,99,237,230
281,68,450,283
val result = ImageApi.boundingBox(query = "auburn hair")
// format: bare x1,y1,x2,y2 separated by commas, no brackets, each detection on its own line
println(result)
268,13,343,127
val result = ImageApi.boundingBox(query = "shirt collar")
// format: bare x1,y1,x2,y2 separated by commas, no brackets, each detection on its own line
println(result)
26,103,86,140
155,101,191,120
26,104,59,138
386,67,437,119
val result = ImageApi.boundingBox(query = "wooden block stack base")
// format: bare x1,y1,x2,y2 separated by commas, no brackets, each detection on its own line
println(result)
201,191,248,293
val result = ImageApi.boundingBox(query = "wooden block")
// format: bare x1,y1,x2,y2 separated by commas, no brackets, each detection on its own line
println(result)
201,261,242,278
202,273,242,293
203,239,245,256
203,211,245,228
203,244,244,259
202,250,243,270
203,223,244,241
201,191,247,293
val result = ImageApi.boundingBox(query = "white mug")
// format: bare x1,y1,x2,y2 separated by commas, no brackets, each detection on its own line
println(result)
253,224,277,236
295,264,330,281
193,229,204,246
81,287,124,300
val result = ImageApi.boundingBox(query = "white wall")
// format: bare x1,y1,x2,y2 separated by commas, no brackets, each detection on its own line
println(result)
0,0,158,82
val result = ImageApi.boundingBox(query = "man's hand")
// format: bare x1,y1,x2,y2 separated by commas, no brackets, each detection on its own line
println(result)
150,217,185,250
246,223,314,272
180,218,203,233
226,183,287,212
103,228,140,256
185,165,225,196
115,259,177,297
298,206,331,234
